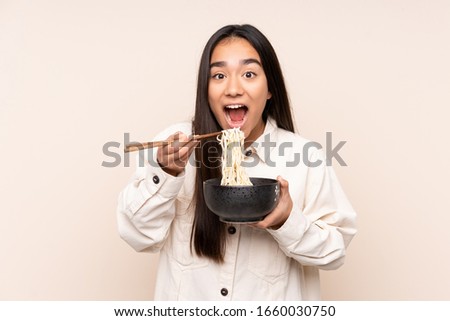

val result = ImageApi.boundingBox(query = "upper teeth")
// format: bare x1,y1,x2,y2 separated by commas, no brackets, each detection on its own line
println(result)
225,104,244,109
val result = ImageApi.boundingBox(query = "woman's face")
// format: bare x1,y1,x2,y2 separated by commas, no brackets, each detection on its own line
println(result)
208,37,271,143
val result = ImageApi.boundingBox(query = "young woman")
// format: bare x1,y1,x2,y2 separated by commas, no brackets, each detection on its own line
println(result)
117,24,357,300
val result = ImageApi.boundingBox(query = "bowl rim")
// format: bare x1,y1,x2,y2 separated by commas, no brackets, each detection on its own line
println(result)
203,177,279,188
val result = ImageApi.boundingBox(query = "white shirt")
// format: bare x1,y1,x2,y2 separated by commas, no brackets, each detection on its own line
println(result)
117,118,357,300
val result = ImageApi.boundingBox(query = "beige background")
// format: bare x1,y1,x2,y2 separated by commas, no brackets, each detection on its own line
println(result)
1,0,449,300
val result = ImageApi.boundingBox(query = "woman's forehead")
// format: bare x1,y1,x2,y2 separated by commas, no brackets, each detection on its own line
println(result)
211,37,261,65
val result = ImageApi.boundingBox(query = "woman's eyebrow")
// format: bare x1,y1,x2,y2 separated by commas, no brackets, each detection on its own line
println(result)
210,58,262,69
242,58,261,66
210,61,226,68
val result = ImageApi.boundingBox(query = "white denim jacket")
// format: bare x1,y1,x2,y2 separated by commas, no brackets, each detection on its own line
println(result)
117,118,357,300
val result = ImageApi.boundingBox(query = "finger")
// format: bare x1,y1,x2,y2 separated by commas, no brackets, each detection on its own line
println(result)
171,139,193,152
252,177,290,229
252,206,280,228
181,140,200,158
252,214,275,229
166,132,189,153
158,131,180,152
165,138,199,169
157,132,184,166
158,131,188,155
277,176,291,199
277,175,288,189
176,140,199,164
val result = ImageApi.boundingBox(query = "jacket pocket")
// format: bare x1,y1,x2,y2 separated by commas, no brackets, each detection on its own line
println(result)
248,228,290,284
169,198,208,270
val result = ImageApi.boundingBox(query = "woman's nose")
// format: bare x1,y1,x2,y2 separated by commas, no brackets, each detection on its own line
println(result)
225,76,244,97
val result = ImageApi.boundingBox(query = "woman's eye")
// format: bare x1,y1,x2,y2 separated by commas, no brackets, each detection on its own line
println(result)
212,73,225,80
244,72,256,78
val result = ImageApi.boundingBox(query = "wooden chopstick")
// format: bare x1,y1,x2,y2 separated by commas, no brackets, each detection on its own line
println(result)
124,131,222,153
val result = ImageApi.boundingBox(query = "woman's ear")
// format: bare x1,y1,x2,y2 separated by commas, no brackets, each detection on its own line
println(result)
267,91,272,99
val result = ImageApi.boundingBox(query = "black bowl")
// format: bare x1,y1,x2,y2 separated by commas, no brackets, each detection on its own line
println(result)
203,177,280,223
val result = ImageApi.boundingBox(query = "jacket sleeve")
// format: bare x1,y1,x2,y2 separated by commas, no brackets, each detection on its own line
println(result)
117,153,185,252
116,124,191,253
268,149,357,270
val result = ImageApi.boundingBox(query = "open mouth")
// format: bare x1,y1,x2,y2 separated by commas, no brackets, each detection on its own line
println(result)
224,104,248,127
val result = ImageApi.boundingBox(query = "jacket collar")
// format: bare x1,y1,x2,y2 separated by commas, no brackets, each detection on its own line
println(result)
246,117,279,164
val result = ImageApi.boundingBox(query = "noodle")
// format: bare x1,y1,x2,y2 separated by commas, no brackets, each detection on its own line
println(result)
218,128,253,186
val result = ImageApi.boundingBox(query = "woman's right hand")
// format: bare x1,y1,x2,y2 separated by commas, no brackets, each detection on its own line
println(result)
156,132,198,176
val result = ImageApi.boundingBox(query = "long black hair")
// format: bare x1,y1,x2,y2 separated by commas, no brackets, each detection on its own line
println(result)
191,24,295,263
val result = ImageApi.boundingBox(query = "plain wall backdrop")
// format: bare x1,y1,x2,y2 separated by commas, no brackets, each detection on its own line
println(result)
1,0,449,300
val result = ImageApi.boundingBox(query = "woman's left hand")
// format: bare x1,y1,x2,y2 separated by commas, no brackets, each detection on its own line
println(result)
252,176,293,230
